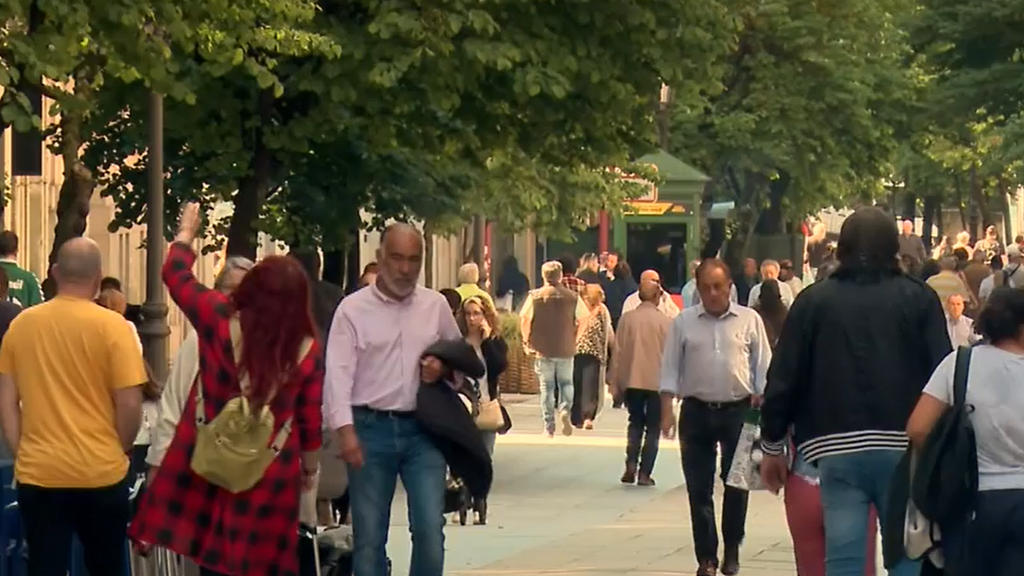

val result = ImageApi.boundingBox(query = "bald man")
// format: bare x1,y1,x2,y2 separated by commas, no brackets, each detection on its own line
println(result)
0,237,146,576
324,222,462,576
621,270,680,317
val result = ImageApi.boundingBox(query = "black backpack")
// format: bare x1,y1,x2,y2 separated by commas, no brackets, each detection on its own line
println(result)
911,346,979,526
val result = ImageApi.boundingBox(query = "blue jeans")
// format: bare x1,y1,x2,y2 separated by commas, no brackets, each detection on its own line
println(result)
817,450,918,576
348,409,447,576
535,357,574,432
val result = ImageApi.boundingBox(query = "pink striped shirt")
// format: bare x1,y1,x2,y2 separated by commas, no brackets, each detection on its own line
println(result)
323,283,461,429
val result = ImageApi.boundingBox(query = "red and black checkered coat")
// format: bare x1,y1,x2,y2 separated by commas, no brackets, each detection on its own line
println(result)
128,242,323,576
561,274,587,294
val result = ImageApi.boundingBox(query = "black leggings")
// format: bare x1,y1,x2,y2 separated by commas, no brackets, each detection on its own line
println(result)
17,475,130,576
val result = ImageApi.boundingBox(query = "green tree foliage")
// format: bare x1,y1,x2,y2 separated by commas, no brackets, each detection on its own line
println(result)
669,0,917,259
911,0,1024,120
894,0,1024,241
0,0,333,269
85,0,731,257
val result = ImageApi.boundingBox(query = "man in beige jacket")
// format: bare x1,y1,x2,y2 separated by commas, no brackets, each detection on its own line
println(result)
610,274,672,486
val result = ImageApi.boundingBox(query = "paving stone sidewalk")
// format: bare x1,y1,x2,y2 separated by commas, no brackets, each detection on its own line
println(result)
383,396,800,576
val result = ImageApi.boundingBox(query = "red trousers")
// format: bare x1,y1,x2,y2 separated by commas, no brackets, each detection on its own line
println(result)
784,474,877,576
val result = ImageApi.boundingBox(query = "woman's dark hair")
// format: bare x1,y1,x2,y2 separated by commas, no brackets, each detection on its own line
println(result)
496,256,528,296
815,259,839,282
990,254,1004,271
919,259,941,281
613,260,633,281
439,288,461,314
231,255,316,402
754,279,788,346
899,254,921,276
975,287,1024,343
834,207,901,279
950,243,966,266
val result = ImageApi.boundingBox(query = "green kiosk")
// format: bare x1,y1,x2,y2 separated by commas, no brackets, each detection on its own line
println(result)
611,150,709,291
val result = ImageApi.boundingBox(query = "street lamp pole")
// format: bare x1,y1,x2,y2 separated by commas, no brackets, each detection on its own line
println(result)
658,83,671,150
140,91,169,381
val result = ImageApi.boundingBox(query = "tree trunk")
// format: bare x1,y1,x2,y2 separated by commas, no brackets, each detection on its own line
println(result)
423,221,435,289
723,169,765,270
900,193,917,221
922,194,940,250
754,172,790,235
954,175,967,231
968,163,989,236
47,113,95,276
701,219,727,259
226,90,274,258
999,176,1013,244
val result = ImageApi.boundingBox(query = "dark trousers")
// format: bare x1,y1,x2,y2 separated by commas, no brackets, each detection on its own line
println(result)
947,489,1024,576
625,389,661,475
18,475,130,576
571,354,602,426
680,399,750,565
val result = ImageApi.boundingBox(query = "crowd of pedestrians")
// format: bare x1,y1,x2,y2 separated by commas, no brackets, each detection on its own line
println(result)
0,205,1021,576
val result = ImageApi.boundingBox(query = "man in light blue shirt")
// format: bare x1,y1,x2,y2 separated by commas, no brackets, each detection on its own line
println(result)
659,258,771,576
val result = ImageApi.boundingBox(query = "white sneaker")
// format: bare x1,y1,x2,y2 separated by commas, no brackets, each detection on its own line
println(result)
560,410,573,436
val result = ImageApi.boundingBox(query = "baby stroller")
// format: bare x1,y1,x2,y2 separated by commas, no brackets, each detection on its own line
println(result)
443,387,477,526
443,470,473,526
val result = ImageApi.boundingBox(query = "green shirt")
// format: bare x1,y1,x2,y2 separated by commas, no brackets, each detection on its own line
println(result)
0,260,43,308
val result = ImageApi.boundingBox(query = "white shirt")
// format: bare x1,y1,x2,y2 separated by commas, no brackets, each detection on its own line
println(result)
946,315,977,349
146,328,199,465
622,291,680,318
924,346,1024,491
128,321,159,446
747,281,795,308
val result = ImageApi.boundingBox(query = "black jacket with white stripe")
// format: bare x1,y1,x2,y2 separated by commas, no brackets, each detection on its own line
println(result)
761,267,952,462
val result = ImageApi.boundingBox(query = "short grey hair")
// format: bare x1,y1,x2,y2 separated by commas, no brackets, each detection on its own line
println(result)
540,260,563,284
939,256,958,271
457,262,480,285
760,259,780,274
214,256,254,290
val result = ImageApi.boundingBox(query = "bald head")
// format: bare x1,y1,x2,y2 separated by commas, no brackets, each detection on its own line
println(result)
55,238,102,286
638,269,662,303
639,269,661,284
376,222,424,299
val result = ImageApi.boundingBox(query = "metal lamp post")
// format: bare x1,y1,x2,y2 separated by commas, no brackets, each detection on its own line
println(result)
139,91,169,380
658,83,672,150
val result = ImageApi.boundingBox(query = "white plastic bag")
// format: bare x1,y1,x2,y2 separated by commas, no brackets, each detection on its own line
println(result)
725,410,767,491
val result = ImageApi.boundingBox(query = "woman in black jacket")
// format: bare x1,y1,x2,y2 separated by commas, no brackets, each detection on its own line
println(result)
456,296,508,525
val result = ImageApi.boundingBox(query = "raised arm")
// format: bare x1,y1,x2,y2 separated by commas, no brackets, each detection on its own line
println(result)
163,243,228,338
164,203,228,338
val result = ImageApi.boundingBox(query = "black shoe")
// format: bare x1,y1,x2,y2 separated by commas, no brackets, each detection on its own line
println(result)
696,559,718,576
474,498,488,525
721,547,740,575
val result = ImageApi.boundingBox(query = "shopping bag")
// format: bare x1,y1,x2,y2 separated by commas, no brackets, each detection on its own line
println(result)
725,409,767,491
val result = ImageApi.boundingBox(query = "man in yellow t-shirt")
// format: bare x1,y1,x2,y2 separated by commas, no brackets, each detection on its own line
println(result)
0,237,146,576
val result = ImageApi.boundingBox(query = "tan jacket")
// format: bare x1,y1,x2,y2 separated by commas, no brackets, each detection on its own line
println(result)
609,302,672,394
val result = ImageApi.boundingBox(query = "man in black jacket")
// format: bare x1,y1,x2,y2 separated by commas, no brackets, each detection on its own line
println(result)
759,207,951,576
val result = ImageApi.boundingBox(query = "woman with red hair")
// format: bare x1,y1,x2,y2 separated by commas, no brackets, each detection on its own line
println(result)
129,203,323,576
